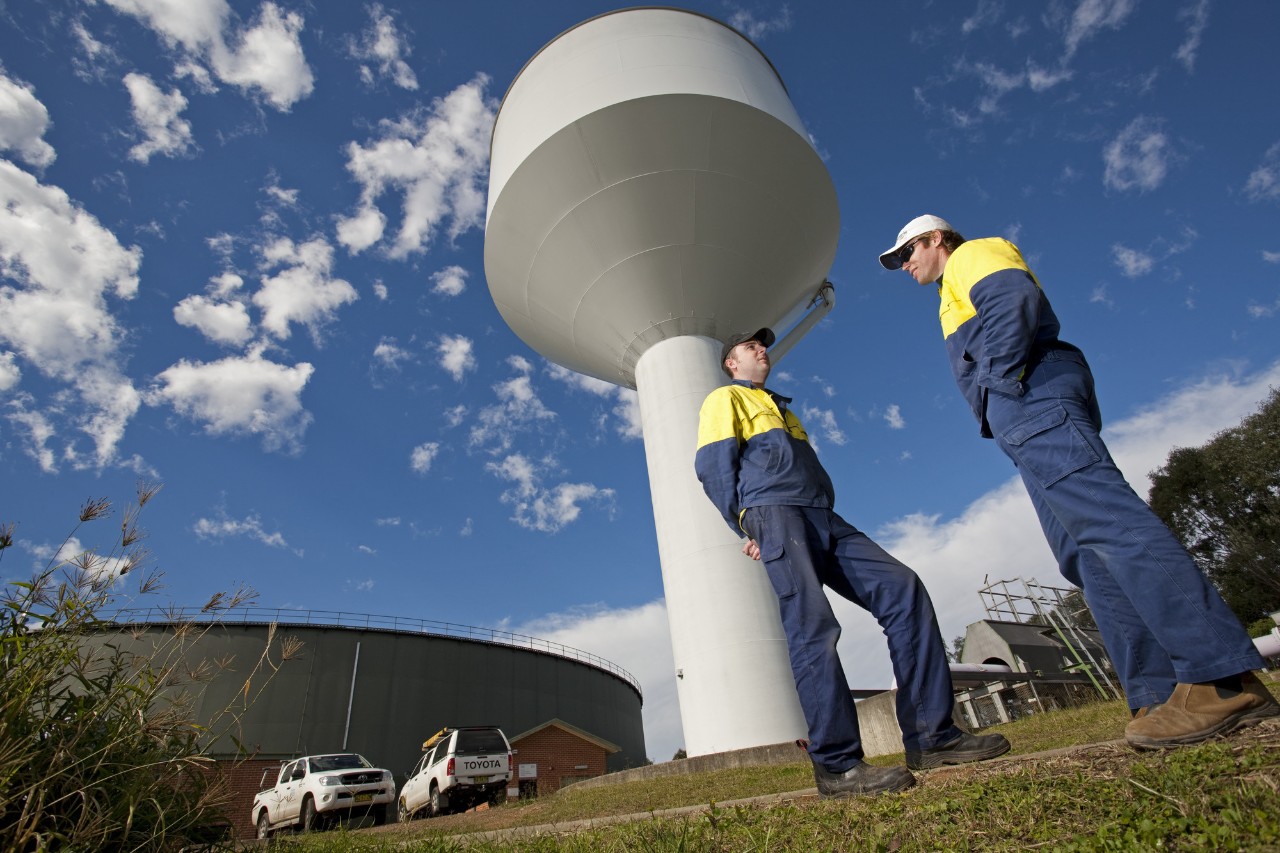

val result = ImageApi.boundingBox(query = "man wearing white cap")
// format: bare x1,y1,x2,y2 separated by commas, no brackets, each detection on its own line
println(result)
879,216,1277,749
694,328,1009,798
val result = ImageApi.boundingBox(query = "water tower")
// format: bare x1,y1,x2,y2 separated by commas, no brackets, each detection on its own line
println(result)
485,7,838,756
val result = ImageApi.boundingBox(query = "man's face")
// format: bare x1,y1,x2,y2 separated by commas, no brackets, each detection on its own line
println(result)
900,231,948,285
727,339,771,385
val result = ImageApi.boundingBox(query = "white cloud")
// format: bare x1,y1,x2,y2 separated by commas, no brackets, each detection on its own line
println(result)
1243,142,1280,203
103,0,314,110
174,293,253,346
1102,115,1177,193
883,404,905,430
147,353,314,452
336,75,495,258
375,516,400,527
372,280,388,300
0,160,142,468
1174,0,1211,72
614,389,643,440
1090,283,1114,307
32,535,130,583
486,453,615,533
444,404,467,428
1263,251,1280,264
1062,0,1138,61
410,441,440,474
193,509,293,550
334,204,386,254
801,405,847,445
438,334,476,382
72,18,121,81
514,600,677,762
253,236,358,342
727,7,792,41
0,351,20,391
961,0,1002,35
349,3,418,91
430,264,467,297
507,355,533,374
123,72,194,163
4,394,56,472
469,372,556,453
0,72,56,168
545,362,615,397
1111,244,1155,278
1247,300,1280,319
545,362,642,439
373,337,412,369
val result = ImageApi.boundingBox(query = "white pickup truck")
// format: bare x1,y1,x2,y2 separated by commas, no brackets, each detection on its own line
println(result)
398,726,512,821
251,753,394,839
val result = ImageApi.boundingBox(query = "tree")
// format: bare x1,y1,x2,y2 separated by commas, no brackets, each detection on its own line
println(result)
1149,387,1280,623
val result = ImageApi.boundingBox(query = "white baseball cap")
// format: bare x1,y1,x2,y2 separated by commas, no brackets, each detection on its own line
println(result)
878,214,954,270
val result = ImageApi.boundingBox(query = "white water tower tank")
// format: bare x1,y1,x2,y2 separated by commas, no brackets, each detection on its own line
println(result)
485,7,839,757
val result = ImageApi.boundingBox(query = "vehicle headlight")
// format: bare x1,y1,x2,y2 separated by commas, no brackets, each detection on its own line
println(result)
317,775,341,786
382,771,394,782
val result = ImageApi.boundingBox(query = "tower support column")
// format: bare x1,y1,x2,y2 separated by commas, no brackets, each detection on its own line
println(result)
634,334,807,756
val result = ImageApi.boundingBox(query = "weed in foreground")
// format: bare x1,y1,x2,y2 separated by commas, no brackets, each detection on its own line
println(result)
0,484,299,852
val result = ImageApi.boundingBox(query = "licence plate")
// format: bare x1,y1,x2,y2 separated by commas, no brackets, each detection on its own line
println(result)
355,792,373,803
472,775,490,783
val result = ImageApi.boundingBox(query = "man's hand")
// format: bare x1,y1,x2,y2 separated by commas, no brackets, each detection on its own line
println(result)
741,538,761,561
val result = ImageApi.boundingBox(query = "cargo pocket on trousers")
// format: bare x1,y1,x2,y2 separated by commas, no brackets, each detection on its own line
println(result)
1002,403,1100,487
759,539,795,599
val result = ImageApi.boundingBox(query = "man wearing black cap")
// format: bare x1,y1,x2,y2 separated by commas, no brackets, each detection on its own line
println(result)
694,328,1009,798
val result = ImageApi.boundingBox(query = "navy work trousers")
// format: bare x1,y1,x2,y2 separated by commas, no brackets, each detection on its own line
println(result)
742,504,962,772
984,348,1264,708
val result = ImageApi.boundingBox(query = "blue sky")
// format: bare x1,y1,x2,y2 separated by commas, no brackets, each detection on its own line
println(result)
3,0,1278,764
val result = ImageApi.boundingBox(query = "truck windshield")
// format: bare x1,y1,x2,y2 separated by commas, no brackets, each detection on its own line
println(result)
456,730,508,753
310,754,370,771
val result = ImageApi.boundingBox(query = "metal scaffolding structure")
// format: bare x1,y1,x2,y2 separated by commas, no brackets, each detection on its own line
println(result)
978,577,1122,701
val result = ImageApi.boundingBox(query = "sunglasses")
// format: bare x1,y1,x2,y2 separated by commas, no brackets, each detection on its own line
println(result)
897,235,929,264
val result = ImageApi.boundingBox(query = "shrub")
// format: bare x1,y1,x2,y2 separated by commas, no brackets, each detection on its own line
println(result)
0,484,299,851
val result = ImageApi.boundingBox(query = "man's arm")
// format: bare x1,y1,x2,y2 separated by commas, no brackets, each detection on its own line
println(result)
694,388,747,536
969,267,1041,397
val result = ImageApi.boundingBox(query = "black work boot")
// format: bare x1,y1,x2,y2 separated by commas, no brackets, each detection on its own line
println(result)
812,759,915,798
906,731,1011,771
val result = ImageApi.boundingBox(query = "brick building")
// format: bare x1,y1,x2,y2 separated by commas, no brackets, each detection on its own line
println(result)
507,718,620,797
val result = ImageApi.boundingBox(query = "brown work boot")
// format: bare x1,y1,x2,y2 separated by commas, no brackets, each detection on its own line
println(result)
1125,672,1279,750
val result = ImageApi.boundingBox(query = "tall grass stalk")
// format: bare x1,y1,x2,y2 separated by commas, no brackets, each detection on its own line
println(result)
1,484,300,851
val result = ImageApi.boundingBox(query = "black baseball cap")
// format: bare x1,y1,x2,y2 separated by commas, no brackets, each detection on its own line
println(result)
721,327,775,376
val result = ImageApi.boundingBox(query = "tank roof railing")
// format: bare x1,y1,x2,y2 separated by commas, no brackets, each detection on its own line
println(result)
101,606,643,700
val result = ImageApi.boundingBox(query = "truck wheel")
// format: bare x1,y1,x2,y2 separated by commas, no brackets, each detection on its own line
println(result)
300,796,319,833
256,811,271,840
397,798,412,823
429,784,443,817
373,803,389,826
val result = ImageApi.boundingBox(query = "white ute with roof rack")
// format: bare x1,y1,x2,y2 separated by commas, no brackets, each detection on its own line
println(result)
398,726,513,821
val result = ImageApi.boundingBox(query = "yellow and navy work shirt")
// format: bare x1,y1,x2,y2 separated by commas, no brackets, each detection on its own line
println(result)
694,380,835,536
939,237,1079,438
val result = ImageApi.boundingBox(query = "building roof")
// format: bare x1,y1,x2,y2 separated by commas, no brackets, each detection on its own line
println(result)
509,718,621,754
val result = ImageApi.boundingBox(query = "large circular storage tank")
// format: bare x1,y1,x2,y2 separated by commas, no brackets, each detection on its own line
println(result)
84,614,645,772
485,7,839,388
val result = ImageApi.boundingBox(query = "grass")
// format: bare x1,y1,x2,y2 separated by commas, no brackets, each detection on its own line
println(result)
267,676,1280,851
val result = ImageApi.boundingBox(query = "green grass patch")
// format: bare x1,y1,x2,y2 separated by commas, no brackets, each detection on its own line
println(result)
271,684,1280,852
